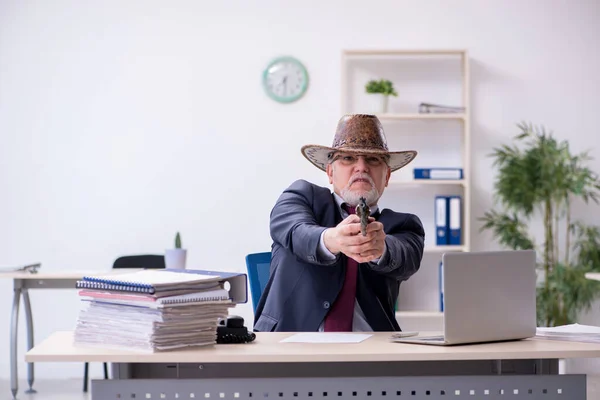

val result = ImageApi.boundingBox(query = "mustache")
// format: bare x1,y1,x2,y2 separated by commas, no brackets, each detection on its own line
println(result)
348,173,375,187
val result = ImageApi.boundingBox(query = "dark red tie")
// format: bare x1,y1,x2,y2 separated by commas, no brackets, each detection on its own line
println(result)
324,204,358,332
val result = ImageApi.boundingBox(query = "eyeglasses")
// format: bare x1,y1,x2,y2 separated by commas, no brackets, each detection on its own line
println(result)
329,153,388,167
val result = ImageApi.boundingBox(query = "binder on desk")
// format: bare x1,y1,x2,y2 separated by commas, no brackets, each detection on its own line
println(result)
435,196,449,245
75,268,248,303
448,196,462,245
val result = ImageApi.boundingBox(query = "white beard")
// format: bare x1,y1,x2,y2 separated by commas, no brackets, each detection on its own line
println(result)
340,174,380,207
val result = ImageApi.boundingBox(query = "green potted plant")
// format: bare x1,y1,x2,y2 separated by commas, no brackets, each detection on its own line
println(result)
480,122,600,327
165,232,187,270
365,79,398,113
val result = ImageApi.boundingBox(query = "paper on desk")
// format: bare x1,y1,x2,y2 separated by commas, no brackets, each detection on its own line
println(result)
535,323,600,343
280,333,372,343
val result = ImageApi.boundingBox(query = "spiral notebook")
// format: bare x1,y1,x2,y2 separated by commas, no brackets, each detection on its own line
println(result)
76,269,225,294
79,288,232,309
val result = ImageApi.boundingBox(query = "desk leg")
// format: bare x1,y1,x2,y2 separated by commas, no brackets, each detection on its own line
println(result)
22,289,36,394
10,287,21,399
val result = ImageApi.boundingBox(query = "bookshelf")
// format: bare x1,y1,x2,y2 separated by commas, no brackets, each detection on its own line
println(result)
341,49,471,329
375,113,466,121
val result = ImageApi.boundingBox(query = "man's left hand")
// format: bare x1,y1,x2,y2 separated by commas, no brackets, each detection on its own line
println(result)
347,218,386,263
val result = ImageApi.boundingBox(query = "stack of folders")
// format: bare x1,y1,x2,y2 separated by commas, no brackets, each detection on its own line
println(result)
74,269,234,353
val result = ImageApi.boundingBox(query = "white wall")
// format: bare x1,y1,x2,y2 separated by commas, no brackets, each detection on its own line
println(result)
1,0,599,380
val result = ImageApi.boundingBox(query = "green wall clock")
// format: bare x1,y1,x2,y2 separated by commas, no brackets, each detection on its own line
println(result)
262,56,309,103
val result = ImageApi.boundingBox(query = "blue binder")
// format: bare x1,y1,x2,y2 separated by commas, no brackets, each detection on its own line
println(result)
435,196,449,245
448,195,462,245
414,168,463,180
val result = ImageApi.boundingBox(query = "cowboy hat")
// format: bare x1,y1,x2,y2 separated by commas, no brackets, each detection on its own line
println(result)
300,114,417,172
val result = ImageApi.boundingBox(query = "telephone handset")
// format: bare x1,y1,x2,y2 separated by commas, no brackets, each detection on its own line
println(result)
216,315,256,344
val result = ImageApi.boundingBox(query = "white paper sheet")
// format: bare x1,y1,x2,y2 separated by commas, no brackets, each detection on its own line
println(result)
280,333,372,343
535,323,600,343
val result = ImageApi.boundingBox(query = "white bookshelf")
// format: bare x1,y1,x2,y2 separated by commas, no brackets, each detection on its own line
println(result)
391,179,467,187
341,49,471,329
375,113,466,121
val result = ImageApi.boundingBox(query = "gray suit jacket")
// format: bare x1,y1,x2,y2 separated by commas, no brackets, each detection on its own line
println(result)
253,179,425,332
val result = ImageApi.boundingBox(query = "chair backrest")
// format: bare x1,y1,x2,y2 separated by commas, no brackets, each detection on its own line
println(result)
113,254,166,269
245,252,272,313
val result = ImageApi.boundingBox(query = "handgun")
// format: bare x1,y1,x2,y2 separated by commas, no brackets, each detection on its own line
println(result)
356,197,370,236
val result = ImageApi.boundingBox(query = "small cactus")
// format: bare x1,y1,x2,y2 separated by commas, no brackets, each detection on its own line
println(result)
175,232,182,249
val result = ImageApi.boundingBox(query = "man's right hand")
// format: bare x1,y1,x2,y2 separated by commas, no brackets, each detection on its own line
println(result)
323,215,378,263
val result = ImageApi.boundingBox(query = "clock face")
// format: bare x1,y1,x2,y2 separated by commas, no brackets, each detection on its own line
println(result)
262,56,309,103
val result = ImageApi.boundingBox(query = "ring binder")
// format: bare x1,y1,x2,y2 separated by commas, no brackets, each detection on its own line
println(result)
82,277,155,289
78,269,231,294
76,281,155,293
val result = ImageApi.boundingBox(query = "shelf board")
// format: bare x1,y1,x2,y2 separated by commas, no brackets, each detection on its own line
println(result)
424,245,466,253
375,113,466,121
390,179,466,186
343,49,466,56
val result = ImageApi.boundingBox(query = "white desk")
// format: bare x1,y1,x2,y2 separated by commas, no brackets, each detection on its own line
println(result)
1,269,139,399
26,330,600,399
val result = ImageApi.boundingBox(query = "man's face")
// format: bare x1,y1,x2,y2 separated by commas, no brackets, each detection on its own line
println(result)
326,152,391,207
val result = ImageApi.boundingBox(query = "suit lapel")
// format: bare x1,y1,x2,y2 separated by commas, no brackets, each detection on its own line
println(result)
331,193,344,225
356,207,396,331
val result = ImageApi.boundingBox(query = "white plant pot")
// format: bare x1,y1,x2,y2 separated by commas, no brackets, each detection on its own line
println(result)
367,93,389,114
165,249,187,270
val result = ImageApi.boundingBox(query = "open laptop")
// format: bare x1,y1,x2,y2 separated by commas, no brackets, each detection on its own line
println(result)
394,250,537,346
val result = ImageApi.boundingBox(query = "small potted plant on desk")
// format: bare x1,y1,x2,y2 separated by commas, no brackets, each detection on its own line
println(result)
365,79,398,114
165,232,187,270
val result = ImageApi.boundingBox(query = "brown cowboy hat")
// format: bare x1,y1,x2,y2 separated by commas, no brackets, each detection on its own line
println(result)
301,114,417,172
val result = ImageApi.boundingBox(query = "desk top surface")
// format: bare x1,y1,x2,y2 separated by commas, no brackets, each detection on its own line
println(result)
0,269,142,280
25,331,600,364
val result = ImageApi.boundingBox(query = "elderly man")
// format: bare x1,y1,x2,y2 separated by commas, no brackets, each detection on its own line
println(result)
254,114,425,332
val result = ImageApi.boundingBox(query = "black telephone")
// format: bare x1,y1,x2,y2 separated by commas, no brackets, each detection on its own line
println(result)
216,316,256,344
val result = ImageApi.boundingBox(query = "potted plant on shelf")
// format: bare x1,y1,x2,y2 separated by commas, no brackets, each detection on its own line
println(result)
365,79,398,114
165,232,187,270
479,122,600,327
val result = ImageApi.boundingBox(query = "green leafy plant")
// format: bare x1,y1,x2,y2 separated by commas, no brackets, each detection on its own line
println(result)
365,79,398,97
175,232,182,249
479,122,600,327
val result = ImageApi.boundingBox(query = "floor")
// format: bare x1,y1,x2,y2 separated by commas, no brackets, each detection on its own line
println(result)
0,379,89,400
2,377,600,399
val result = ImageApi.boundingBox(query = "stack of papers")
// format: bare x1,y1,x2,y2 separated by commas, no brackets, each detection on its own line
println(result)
73,269,234,352
535,323,600,343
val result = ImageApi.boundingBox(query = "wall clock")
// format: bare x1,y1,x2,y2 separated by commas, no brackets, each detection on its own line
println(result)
262,56,309,103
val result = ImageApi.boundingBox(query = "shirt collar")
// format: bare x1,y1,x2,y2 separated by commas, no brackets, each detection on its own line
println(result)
332,192,379,216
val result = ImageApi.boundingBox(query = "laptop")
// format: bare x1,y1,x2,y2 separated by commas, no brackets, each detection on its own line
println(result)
394,250,537,346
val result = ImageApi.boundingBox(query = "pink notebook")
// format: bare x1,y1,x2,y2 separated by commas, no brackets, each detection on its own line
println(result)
78,288,230,305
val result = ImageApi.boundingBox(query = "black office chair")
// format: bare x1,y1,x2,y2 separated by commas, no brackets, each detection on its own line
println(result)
83,254,165,392
112,254,166,269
